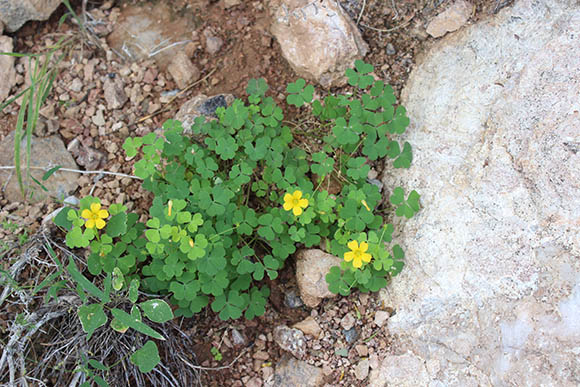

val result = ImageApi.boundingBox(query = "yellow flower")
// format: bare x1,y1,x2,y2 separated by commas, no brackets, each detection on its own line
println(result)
344,240,372,269
283,190,309,216
81,202,109,229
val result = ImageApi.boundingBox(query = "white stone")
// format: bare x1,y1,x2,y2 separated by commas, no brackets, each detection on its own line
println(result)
0,0,62,32
373,310,390,327
270,0,368,88
295,249,342,308
376,0,580,385
167,51,200,89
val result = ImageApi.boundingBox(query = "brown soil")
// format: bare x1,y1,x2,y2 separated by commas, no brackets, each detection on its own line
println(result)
0,0,507,386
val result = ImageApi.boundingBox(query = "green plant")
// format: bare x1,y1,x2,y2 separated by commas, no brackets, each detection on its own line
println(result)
0,0,90,200
58,60,418,325
210,346,223,362
51,198,174,379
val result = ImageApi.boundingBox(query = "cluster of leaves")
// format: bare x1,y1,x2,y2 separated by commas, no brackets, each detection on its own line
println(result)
53,198,173,380
117,60,419,318
58,60,419,332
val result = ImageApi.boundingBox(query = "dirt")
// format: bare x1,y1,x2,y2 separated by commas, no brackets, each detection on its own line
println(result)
0,0,507,385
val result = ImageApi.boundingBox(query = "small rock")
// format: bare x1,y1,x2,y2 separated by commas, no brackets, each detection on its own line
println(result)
340,313,355,330
224,0,241,8
263,365,274,380
272,355,324,387
67,138,105,170
246,377,262,387
92,109,106,127
231,328,246,347
69,78,83,93
103,77,128,109
426,0,472,38
295,249,342,308
253,351,270,361
273,325,306,359
167,51,200,89
292,316,321,338
355,359,370,380
175,94,234,132
386,43,396,56
0,36,16,103
271,0,368,88
343,327,358,344
204,28,224,55
355,344,368,357
284,289,304,308
374,311,390,327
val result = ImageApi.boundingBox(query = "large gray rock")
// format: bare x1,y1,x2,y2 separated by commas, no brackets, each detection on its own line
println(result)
0,131,79,202
376,0,580,385
0,35,16,104
270,0,368,88
0,0,62,32
295,249,342,308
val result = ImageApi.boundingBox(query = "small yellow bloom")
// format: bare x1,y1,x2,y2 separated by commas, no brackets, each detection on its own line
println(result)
361,200,370,211
189,238,194,248
81,202,109,229
168,200,173,217
283,190,309,216
344,240,372,269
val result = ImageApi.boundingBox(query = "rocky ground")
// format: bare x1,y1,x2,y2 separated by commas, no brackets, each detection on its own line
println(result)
0,0,510,386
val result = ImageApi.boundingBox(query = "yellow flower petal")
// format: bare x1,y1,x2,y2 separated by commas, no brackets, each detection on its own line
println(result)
90,203,101,213
95,218,106,229
292,190,302,200
347,240,359,251
352,257,362,268
361,252,372,263
293,206,303,216
298,198,309,208
81,209,92,219
359,242,369,252
85,219,95,229
98,209,109,219
344,251,355,262
283,201,293,211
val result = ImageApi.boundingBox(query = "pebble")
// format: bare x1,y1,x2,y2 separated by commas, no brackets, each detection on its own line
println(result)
204,28,224,55
340,313,355,330
343,327,358,344
355,344,368,357
273,326,307,359
253,351,269,360
293,316,321,338
374,311,390,327
386,43,396,56
231,328,246,347
355,359,370,380
284,289,304,308
92,109,106,127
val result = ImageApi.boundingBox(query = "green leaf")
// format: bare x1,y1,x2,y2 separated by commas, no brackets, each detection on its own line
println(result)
53,207,73,231
247,78,268,97
130,341,160,373
393,142,412,168
106,212,127,237
110,317,129,333
140,299,174,323
67,258,108,302
78,304,107,340
42,165,62,181
112,267,124,291
110,308,165,340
